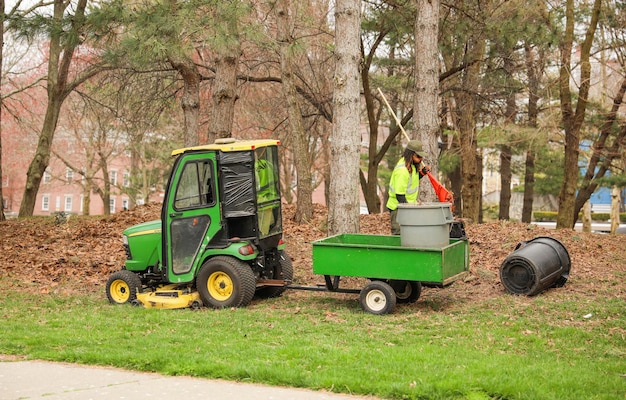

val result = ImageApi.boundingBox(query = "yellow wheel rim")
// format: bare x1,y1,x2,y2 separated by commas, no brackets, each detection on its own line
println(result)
207,271,233,301
109,279,131,303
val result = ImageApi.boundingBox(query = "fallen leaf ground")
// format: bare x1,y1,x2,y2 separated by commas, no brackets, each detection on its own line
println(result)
1,203,625,311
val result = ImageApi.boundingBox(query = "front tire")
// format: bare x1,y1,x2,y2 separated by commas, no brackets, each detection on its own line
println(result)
106,270,142,305
360,281,396,315
196,256,256,308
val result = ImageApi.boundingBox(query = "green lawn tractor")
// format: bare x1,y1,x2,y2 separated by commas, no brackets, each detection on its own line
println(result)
105,139,293,309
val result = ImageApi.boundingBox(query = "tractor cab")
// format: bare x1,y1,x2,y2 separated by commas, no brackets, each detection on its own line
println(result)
107,139,293,309
163,139,283,283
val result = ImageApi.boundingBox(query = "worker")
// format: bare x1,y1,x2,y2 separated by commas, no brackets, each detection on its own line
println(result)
386,140,431,235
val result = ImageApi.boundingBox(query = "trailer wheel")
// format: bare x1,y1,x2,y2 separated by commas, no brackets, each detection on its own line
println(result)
197,256,256,308
360,281,396,315
106,270,142,305
390,280,422,304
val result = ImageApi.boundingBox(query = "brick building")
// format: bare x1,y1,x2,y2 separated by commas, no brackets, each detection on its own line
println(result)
2,126,163,218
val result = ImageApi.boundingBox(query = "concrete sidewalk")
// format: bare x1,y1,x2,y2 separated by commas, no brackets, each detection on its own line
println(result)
0,360,376,400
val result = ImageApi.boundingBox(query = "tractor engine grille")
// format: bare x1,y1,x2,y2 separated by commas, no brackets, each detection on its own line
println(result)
123,244,132,260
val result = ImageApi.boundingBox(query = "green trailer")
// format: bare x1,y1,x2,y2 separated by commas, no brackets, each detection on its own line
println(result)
299,233,469,314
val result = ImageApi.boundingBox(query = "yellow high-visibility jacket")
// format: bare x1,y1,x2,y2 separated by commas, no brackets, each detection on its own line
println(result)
386,158,420,211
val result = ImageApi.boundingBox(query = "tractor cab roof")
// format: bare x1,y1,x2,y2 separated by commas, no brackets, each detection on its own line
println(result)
171,139,280,157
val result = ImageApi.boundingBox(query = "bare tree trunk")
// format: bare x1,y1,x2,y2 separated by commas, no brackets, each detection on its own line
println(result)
86,145,113,216
128,142,140,209
498,50,517,220
361,44,411,214
455,38,485,222
499,145,511,220
279,149,294,204
101,164,111,216
140,145,153,204
450,161,462,214
328,0,361,235
522,150,535,223
610,186,621,234
323,135,331,208
556,0,601,229
207,18,241,144
82,187,91,216
360,37,382,214
81,161,97,216
0,0,5,221
522,43,542,223
477,151,484,223
163,0,200,147
582,200,591,233
18,0,97,217
169,56,200,147
414,0,440,203
498,92,515,220
275,0,313,223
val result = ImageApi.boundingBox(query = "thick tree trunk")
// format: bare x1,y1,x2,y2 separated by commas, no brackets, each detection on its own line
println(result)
19,95,64,217
169,56,200,147
328,0,361,235
275,0,313,223
0,0,4,221
556,0,601,229
207,33,241,143
207,3,242,144
455,38,485,222
414,0,440,203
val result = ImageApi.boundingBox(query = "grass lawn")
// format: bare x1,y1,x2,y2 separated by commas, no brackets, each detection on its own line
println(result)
0,287,624,400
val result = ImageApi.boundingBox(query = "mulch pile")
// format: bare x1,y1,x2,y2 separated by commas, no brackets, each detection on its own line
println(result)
1,203,624,308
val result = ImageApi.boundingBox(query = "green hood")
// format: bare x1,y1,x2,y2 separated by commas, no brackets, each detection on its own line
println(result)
123,219,162,272
124,219,162,238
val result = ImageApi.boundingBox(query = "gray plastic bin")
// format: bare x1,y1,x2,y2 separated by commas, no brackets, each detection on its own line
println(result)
396,203,453,248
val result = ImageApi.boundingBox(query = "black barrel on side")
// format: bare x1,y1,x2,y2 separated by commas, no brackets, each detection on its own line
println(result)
499,236,571,296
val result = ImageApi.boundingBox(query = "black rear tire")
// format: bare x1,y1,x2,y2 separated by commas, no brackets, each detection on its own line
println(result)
196,256,256,308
